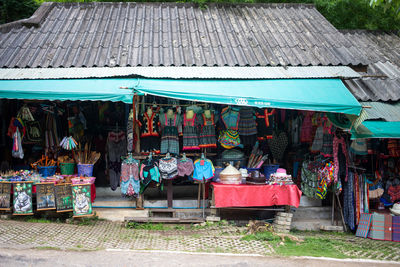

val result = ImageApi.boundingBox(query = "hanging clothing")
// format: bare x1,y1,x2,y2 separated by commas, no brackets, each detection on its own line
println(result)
107,131,127,191
333,135,349,182
320,119,333,157
177,158,195,177
310,125,323,152
159,113,182,155
199,113,217,149
301,161,318,198
218,129,241,149
256,108,275,140
238,107,257,146
158,157,178,180
120,161,140,198
192,159,215,182
220,106,240,130
182,112,200,151
291,115,302,146
267,132,288,162
343,172,355,230
140,159,160,190
300,112,313,143
138,111,161,153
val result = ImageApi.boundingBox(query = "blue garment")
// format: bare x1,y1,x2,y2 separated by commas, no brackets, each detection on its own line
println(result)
192,159,214,181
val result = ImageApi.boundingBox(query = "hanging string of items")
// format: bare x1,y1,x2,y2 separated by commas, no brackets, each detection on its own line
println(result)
59,136,78,150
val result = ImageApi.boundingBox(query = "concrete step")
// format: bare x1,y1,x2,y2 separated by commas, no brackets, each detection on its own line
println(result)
299,196,322,207
292,206,334,220
124,217,205,224
291,219,343,231
94,208,149,222
93,197,210,209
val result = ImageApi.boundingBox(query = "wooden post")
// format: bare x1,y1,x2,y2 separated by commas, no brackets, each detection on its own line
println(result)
167,180,173,208
331,190,335,226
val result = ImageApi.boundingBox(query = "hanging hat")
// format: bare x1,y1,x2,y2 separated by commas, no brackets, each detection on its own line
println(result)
350,139,368,155
390,203,400,216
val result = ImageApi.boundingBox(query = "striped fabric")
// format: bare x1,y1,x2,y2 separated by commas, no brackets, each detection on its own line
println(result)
368,213,385,240
356,213,372,238
384,214,392,241
393,216,400,242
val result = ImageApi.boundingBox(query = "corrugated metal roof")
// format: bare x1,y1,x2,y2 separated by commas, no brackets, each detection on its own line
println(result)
0,2,368,68
341,31,400,102
0,66,360,80
361,102,400,121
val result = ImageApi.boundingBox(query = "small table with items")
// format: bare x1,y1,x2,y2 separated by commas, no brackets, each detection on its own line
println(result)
210,182,302,208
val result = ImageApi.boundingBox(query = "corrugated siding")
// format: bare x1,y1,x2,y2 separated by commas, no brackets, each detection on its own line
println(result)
361,102,400,121
0,2,368,68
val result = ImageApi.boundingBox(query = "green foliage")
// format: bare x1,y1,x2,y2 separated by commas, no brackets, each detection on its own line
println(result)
0,0,39,24
371,0,400,18
126,222,173,230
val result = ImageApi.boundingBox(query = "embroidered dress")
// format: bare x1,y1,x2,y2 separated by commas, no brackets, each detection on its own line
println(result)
138,111,160,153
320,119,333,157
160,113,181,155
158,157,178,180
182,113,200,151
219,107,241,149
310,125,323,152
177,158,195,177
120,161,140,198
199,113,217,148
344,172,355,230
238,107,257,146
256,108,275,140
300,112,313,143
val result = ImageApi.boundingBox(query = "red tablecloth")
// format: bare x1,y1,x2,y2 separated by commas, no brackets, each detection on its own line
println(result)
211,183,302,208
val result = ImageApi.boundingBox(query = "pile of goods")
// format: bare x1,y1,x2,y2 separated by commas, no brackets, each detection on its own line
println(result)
268,168,294,185
219,164,242,184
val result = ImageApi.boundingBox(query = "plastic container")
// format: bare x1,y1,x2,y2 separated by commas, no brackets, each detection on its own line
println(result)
38,166,57,177
77,164,94,177
263,164,279,181
60,162,75,175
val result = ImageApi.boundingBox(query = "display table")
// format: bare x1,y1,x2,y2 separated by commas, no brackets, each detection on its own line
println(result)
210,182,302,208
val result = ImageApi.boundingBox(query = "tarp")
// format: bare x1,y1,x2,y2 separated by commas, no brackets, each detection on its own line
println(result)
0,79,134,103
351,121,400,139
133,78,362,115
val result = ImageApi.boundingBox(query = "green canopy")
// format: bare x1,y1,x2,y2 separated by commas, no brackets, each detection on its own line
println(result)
133,78,362,115
351,121,400,139
0,79,134,103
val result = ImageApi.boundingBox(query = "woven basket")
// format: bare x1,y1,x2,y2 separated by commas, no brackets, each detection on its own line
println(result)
77,164,94,177
38,166,57,177
60,162,75,175
219,174,242,184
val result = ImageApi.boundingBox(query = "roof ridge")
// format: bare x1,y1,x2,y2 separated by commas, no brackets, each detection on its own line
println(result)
0,2,55,33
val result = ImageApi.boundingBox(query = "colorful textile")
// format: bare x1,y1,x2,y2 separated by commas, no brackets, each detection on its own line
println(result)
221,106,240,130
393,216,400,242
107,131,126,191
368,213,385,240
384,214,393,241
120,161,140,198
316,177,327,199
140,159,160,189
218,129,241,149
211,183,302,208
301,161,318,198
182,112,200,151
320,118,333,157
160,113,181,155
138,110,161,153
356,213,372,238
199,113,217,148
177,158,195,177
192,159,214,182
158,157,178,180
388,185,400,202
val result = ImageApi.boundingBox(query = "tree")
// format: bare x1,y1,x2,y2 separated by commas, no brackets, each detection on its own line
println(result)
370,0,400,17
0,0,39,24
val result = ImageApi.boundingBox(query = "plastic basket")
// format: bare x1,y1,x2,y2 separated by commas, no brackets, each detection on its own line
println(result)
60,162,75,175
38,166,57,177
263,164,279,181
77,164,94,177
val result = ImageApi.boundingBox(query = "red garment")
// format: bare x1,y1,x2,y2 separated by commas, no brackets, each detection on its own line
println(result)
211,183,302,208
333,136,349,182
388,185,400,202
300,112,313,143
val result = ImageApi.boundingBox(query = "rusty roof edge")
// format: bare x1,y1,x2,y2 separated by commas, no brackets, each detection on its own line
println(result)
0,2,55,33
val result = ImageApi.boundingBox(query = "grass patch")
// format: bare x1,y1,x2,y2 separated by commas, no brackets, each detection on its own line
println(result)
174,225,185,230
191,220,229,230
126,222,173,231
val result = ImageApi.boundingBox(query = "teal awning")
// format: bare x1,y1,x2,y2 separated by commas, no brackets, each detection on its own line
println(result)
351,121,400,139
134,78,362,115
0,79,134,103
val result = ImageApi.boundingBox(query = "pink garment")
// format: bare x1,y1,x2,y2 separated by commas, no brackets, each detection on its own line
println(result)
333,136,349,182
177,158,195,177
300,112,313,143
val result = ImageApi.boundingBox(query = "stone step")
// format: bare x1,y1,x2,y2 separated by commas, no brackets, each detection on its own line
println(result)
291,219,343,231
299,196,322,207
292,206,335,220
94,208,149,222
124,217,205,224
